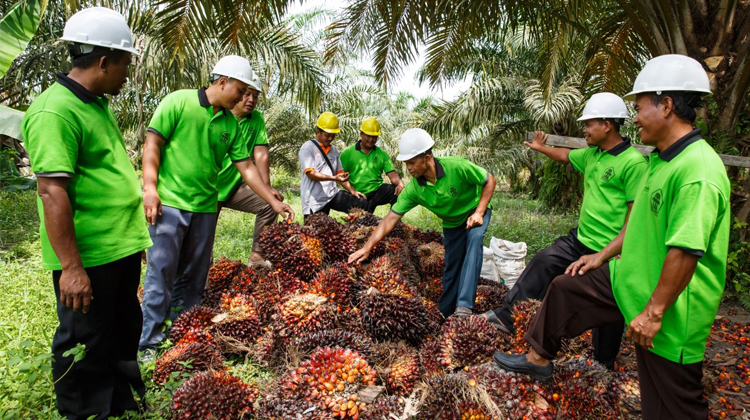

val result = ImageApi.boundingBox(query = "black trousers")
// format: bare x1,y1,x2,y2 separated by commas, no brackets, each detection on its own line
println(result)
52,252,145,420
491,228,624,369
307,190,366,219
526,265,707,420
363,184,398,212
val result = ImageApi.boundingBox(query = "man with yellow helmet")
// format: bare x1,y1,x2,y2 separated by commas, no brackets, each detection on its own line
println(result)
340,117,404,213
299,112,366,218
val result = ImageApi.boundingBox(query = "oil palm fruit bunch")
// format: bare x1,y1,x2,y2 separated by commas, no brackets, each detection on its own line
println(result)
291,329,375,364
416,275,443,304
259,221,325,281
251,269,306,321
346,208,381,228
473,284,509,314
309,263,357,308
552,357,624,419
414,242,445,280
281,347,377,419
305,213,356,263
512,299,543,352
418,338,448,378
170,370,259,420
438,316,505,369
170,305,218,346
257,396,331,419
358,288,431,344
374,341,420,395
211,293,263,346
203,258,247,308
276,293,338,340
413,228,443,244
465,364,557,420
153,341,223,385
418,373,489,420
251,328,283,368
359,255,418,298
360,395,406,420
350,225,389,259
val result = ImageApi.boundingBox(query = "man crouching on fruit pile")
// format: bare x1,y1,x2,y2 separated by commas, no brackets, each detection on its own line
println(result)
348,128,496,318
493,54,730,420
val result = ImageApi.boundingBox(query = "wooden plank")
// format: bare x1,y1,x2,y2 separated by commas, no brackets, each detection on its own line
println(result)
525,132,750,169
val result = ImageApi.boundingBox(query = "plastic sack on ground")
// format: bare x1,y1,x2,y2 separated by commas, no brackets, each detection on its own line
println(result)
489,238,527,288
480,246,500,283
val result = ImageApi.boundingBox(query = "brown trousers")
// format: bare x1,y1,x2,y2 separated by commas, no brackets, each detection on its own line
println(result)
219,184,278,255
525,265,707,420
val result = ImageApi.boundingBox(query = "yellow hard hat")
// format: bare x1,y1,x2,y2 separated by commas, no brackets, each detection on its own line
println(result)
316,111,341,134
360,117,381,136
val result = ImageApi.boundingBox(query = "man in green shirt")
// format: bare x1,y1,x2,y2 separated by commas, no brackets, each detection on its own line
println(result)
23,7,152,419
216,77,283,266
494,55,728,420
340,117,404,213
349,128,496,317
139,55,293,355
484,93,646,370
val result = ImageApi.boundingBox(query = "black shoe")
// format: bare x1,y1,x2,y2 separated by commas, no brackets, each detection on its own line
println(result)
482,310,511,334
493,351,553,382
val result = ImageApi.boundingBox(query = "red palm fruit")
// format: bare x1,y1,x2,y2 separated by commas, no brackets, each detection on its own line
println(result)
305,213,357,263
170,370,259,420
359,255,418,298
276,293,338,340
258,221,325,281
152,341,223,385
552,357,625,419
466,364,557,420
170,305,218,345
419,338,448,378
374,341,420,395
419,373,489,420
473,283,509,314
415,242,445,280
309,263,356,308
210,293,263,345
358,288,431,344
257,395,330,419
291,329,375,363
250,269,306,322
438,316,508,369
202,258,247,308
361,395,407,420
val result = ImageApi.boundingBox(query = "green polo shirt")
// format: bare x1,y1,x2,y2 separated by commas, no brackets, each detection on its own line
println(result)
568,139,647,251
23,73,152,270
148,88,249,213
216,109,269,202
391,157,489,228
610,130,730,364
340,141,396,195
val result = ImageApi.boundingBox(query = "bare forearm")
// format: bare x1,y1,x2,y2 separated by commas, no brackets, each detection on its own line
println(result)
644,248,699,318
341,180,358,195
38,180,81,270
387,172,402,186
142,136,162,192
254,147,272,187
363,211,401,250
475,174,496,215
306,170,336,182
536,146,571,163
236,160,278,204
596,203,633,260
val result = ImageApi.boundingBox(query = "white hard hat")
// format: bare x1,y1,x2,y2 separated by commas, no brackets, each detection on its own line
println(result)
397,128,435,161
61,7,139,56
624,54,711,101
212,55,262,91
577,92,629,121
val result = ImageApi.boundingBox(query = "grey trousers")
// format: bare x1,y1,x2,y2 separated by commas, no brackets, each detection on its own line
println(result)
139,206,218,350
220,184,278,255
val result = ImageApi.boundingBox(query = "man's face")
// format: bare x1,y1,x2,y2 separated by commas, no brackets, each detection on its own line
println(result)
104,52,132,96
633,94,665,146
404,154,428,178
359,131,378,150
220,78,248,110
234,88,260,116
582,119,608,147
316,129,336,146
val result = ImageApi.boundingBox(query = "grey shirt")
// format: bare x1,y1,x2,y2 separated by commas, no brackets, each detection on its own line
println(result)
299,139,343,215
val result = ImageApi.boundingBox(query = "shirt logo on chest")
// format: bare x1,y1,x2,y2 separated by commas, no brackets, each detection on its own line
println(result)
601,167,615,182
449,186,458,197
650,189,663,215
220,132,230,145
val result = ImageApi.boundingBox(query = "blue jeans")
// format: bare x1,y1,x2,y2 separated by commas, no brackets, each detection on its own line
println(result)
139,206,218,350
440,208,492,317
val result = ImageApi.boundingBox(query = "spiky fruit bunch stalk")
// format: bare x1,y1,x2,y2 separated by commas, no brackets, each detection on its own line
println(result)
257,396,330,420
416,276,443,304
374,341,420,395
281,347,377,419
251,328,283,368
152,342,223,384
211,293,263,346
291,329,375,363
350,225,390,259
414,228,443,244
465,364,557,420
552,357,624,419
305,213,357,263
170,370,259,420
203,258,247,308
473,284,509,315
276,293,337,340
419,373,490,420
229,265,271,296
346,208,381,228
359,255,418,298
415,242,446,280
250,269,306,321
309,263,356,308
360,395,407,420
170,305,218,345
512,299,543,352
419,338,448,378
258,221,326,281
358,288,431,344
438,316,506,369
421,298,445,335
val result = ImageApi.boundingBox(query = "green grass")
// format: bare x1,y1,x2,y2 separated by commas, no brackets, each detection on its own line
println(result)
0,189,577,419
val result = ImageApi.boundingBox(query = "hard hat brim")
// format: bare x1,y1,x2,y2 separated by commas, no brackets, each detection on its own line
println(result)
60,37,141,57
623,88,712,102
320,127,341,134
361,130,381,136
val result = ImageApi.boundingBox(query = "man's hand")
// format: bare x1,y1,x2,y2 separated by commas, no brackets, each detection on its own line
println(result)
272,201,295,221
348,247,371,264
334,172,350,183
394,183,404,195
466,211,484,229
59,266,93,313
523,131,548,152
271,188,284,202
143,189,162,225
625,310,662,349
565,253,606,277
353,191,366,200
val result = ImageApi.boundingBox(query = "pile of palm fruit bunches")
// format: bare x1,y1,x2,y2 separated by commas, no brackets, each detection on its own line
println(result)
157,209,639,420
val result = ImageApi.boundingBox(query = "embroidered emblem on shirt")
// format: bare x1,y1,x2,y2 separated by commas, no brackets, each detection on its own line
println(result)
449,186,458,197
220,132,230,145
601,167,615,182
650,189,663,215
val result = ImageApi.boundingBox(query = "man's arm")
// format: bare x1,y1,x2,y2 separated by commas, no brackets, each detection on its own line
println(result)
341,179,366,200
524,131,570,163
253,145,283,201
386,171,405,195
37,177,92,313
234,159,294,220
566,202,634,276
348,211,403,263
466,173,496,228
142,132,164,225
626,248,699,348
